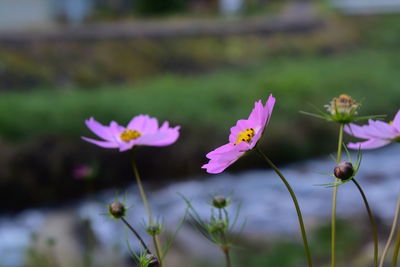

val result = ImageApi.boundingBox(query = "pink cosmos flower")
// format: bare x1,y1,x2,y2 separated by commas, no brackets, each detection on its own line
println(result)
344,110,400,149
82,115,180,152
202,94,276,174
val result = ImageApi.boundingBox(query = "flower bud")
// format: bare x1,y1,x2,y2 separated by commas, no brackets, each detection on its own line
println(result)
326,94,360,116
146,254,160,267
334,162,354,180
146,224,162,236
212,196,228,209
108,201,126,219
210,220,227,233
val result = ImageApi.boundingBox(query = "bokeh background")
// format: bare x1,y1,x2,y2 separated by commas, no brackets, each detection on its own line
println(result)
0,0,399,266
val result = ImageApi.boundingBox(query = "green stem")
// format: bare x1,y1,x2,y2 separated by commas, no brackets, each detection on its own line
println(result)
352,179,378,267
256,148,313,267
121,217,152,255
131,150,164,267
393,230,400,267
331,123,344,267
221,231,232,267
223,247,232,267
380,194,400,267
131,153,153,223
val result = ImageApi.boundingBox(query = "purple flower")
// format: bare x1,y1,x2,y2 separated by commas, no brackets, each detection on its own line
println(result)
202,94,276,174
82,115,180,151
344,110,400,149
73,164,94,180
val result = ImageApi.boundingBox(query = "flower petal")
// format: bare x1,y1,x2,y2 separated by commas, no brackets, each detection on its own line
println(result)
136,126,180,147
202,143,245,174
81,136,119,148
128,115,159,134
347,139,391,150
85,117,114,141
344,123,371,139
392,110,400,132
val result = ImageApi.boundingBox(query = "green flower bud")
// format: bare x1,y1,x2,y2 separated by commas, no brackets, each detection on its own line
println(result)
212,196,228,209
146,224,162,236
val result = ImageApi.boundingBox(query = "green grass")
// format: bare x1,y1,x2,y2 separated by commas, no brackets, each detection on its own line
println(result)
1,49,399,142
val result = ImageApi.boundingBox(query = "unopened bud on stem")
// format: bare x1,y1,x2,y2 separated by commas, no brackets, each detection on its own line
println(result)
334,162,354,180
109,201,126,219
212,196,228,209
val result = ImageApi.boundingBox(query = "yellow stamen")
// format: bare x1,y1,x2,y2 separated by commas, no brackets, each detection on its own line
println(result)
389,121,393,125
234,128,255,145
120,129,141,142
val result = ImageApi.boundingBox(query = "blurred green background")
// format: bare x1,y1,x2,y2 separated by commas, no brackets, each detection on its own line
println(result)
0,0,399,266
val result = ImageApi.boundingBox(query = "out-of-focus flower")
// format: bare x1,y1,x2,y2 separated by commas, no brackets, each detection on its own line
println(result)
325,94,360,117
72,164,94,180
344,110,400,149
82,115,180,152
301,94,383,124
202,94,275,174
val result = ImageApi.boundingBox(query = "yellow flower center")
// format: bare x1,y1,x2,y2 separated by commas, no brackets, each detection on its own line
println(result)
120,129,141,142
235,128,255,145
389,121,393,126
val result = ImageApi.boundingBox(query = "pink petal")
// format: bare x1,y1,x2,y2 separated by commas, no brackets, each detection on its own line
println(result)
264,94,276,125
344,124,371,139
81,137,119,148
369,120,397,139
392,110,400,132
85,117,114,141
136,126,180,147
127,115,159,134
347,139,391,150
247,100,264,127
202,145,245,174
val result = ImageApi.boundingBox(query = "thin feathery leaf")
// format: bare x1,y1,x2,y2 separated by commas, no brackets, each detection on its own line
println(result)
299,111,328,120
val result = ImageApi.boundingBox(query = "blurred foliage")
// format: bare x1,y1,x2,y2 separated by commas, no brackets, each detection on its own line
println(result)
198,219,364,267
1,14,400,210
134,0,187,15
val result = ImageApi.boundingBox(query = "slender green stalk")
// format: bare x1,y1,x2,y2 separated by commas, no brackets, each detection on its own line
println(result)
121,217,152,255
352,179,378,267
380,194,400,267
131,150,164,267
256,148,313,267
331,123,344,267
222,247,232,267
221,231,232,267
392,230,400,267
131,154,153,223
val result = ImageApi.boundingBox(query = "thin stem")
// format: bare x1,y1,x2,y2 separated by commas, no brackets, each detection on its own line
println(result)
221,230,232,267
131,152,152,223
352,179,378,267
380,194,400,267
393,230,400,267
256,148,313,267
153,236,163,266
121,217,152,255
331,123,344,267
130,150,164,267
223,248,232,267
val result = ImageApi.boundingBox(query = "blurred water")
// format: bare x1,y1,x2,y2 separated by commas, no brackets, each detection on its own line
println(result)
0,145,399,266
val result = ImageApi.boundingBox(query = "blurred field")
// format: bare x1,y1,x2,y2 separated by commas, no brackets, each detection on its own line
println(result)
1,14,400,210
